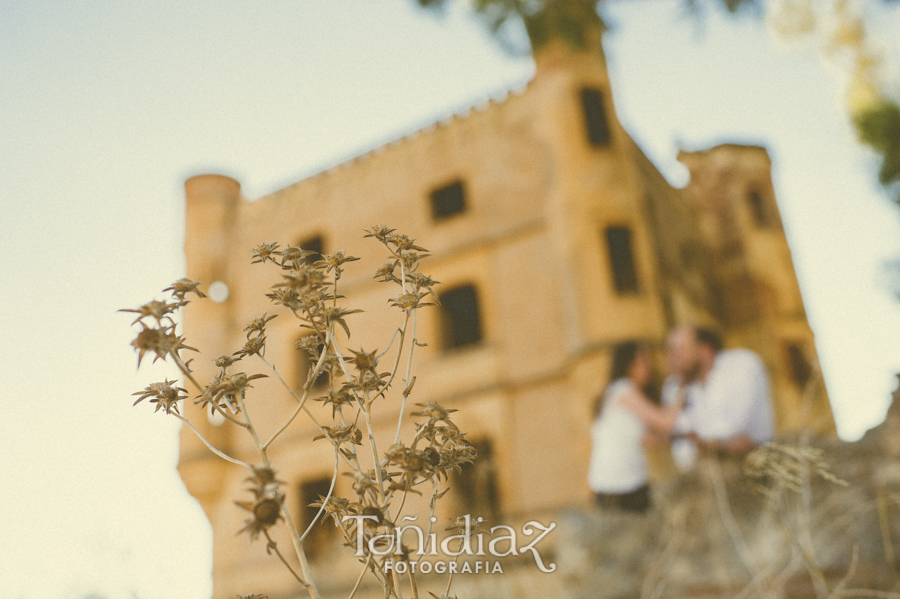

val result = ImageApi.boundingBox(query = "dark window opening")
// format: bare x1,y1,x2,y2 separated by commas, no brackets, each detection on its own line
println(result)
747,190,772,228
605,226,640,294
297,234,325,264
439,285,483,349
296,338,329,390
452,439,500,522
785,343,812,389
298,477,334,560
580,87,612,148
430,180,467,220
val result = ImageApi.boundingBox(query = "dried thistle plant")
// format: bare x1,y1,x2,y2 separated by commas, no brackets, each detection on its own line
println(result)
743,442,853,597
123,229,477,599
744,442,848,498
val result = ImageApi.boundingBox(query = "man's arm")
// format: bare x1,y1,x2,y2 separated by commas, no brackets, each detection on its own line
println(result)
661,376,694,435
698,434,756,455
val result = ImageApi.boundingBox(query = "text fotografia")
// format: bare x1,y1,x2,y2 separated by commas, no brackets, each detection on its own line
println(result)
385,559,503,575
341,514,557,574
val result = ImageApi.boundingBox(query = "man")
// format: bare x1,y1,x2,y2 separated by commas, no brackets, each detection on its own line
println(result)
663,324,774,467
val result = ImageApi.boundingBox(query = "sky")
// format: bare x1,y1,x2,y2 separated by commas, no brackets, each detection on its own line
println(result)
1,0,899,597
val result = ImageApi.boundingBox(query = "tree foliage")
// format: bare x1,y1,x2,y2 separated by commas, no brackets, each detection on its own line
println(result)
414,0,758,53
855,99,900,202
414,0,602,54
413,0,900,203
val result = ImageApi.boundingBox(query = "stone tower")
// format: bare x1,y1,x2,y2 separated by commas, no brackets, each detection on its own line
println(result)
677,144,830,432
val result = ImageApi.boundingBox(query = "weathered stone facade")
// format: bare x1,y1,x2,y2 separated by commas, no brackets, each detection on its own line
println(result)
177,42,841,598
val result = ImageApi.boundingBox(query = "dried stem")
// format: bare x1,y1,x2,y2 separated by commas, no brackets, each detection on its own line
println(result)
236,391,267,465
443,539,465,598
393,308,418,446
407,567,420,599
235,382,321,599
772,503,834,595
377,327,404,361
257,351,356,470
348,554,373,599
282,501,321,599
173,413,251,468
876,489,900,585
264,400,305,450
265,529,306,586
831,545,860,598
706,457,765,590
373,312,409,404
361,386,391,519
298,448,340,544
259,336,326,449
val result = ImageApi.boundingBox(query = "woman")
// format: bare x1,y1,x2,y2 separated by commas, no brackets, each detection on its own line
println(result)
588,342,684,513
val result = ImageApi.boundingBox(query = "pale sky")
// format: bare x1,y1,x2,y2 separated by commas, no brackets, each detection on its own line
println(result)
1,1,899,598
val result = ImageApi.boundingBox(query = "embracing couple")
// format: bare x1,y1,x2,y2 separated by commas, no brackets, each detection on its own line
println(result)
587,325,774,513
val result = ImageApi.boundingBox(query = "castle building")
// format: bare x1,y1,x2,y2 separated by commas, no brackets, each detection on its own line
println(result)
178,41,834,598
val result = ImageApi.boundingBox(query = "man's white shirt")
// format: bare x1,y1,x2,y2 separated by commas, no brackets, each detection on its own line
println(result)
663,348,774,469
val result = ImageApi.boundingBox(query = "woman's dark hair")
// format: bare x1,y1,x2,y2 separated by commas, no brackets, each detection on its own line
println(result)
610,341,643,382
695,327,723,353
593,341,647,417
